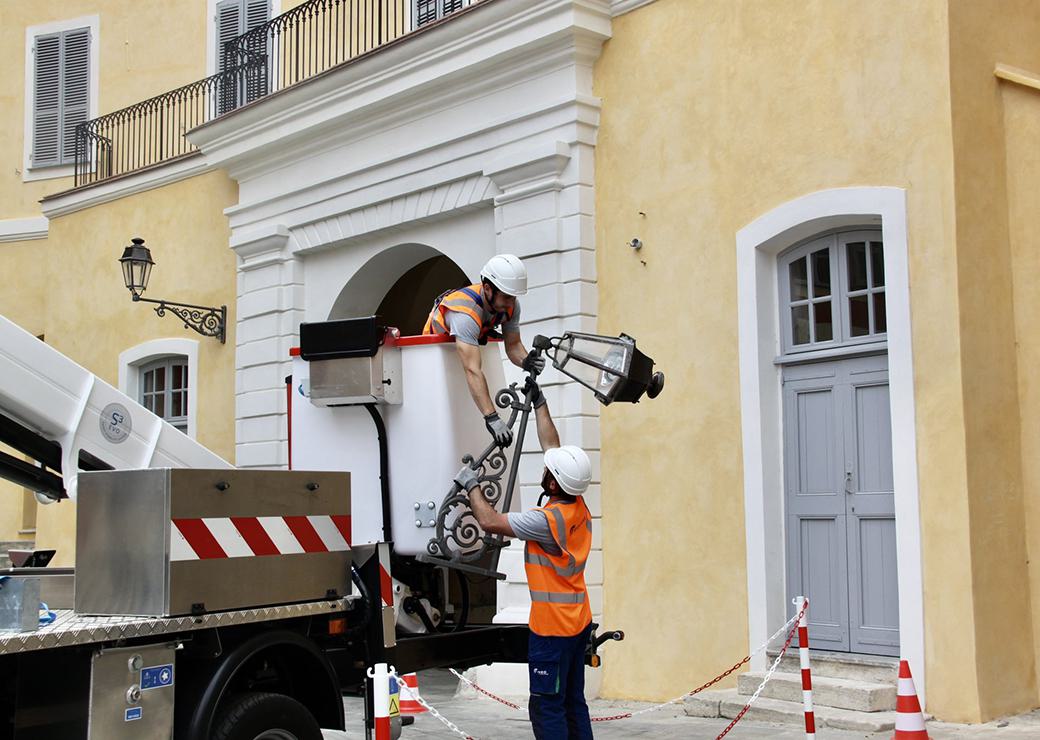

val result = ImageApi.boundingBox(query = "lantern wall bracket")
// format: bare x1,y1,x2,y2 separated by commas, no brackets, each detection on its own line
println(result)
132,295,227,343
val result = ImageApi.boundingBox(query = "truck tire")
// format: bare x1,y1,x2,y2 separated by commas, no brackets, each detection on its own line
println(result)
211,692,323,740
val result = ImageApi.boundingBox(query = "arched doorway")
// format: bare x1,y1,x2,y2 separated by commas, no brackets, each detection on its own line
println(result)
735,187,924,694
328,243,469,335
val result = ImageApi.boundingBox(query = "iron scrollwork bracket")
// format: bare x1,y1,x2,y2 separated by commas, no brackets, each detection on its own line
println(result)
134,296,227,343
418,372,541,580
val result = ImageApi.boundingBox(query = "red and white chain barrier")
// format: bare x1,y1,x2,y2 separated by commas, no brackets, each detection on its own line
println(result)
391,668,479,740
444,598,811,739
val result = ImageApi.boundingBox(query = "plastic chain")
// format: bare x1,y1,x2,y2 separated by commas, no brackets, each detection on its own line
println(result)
446,601,809,726
392,669,477,740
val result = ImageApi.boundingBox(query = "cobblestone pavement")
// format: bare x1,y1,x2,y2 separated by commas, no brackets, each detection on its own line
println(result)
327,669,1040,739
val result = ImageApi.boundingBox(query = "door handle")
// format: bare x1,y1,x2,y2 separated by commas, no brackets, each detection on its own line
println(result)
844,471,853,494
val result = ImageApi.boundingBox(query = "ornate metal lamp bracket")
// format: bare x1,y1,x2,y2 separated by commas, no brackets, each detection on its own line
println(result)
418,375,539,580
134,296,227,343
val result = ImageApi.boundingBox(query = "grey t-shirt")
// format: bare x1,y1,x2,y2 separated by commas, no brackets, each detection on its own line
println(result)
507,510,562,556
446,299,522,346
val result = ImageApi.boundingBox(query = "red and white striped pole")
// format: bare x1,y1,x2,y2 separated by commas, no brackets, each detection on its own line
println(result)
796,596,815,740
367,662,393,740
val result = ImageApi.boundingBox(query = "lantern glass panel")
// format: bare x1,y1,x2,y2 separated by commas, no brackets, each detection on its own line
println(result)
555,333,633,401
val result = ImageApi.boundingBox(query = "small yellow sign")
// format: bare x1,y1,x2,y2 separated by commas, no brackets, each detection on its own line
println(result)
389,692,400,718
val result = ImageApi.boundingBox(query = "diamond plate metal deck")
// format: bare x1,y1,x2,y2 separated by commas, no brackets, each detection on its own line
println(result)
0,597,354,655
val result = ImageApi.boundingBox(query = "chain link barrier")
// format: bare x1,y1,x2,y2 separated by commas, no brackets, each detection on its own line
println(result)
444,598,809,736
391,669,478,740
715,598,807,739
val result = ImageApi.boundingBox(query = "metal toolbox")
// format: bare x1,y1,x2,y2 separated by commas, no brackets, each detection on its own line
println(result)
88,643,176,740
75,468,351,617
301,317,403,406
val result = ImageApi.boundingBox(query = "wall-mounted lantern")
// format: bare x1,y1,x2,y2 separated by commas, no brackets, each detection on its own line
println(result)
118,237,226,343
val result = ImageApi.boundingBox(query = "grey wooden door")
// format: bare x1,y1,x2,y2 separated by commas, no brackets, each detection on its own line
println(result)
783,354,899,655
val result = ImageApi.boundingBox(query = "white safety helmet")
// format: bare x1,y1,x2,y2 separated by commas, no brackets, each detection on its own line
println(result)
543,445,592,496
480,254,528,297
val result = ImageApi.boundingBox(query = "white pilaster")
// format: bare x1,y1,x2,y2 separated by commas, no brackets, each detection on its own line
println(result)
229,224,300,468
483,139,602,629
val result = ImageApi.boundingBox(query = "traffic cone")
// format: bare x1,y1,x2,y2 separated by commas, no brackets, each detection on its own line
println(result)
398,672,428,715
893,660,929,739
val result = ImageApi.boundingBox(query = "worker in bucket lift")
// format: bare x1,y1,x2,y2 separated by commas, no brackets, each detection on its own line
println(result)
422,254,545,449
454,385,594,740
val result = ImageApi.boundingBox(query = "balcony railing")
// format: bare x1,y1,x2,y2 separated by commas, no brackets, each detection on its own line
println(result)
73,0,479,188
74,59,266,187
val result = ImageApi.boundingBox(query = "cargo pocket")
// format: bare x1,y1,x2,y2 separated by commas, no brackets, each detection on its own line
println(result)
528,635,562,696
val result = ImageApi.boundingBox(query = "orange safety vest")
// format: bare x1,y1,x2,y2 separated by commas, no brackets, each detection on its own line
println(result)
524,497,593,637
422,283,514,343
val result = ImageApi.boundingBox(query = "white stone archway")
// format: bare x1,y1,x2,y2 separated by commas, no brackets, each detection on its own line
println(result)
735,187,926,702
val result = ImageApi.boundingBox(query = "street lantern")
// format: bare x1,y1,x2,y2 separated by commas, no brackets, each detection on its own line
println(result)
117,237,227,343
536,332,664,405
118,237,154,299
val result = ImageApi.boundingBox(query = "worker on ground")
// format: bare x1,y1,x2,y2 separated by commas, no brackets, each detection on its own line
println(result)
422,254,544,448
454,384,594,740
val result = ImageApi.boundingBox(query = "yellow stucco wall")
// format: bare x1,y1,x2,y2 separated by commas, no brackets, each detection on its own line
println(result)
945,0,1040,718
0,169,238,566
591,0,1004,721
1002,73,1040,710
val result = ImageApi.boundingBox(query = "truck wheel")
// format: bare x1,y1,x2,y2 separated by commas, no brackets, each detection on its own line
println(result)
211,692,323,740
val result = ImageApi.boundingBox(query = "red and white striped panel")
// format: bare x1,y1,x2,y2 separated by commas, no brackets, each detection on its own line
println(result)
171,515,351,561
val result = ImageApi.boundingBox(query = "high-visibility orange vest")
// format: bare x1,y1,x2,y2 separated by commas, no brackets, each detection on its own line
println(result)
524,497,593,637
422,283,514,342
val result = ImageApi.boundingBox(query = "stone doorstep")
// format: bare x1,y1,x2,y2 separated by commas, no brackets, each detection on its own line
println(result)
684,688,903,733
737,670,896,712
770,649,899,685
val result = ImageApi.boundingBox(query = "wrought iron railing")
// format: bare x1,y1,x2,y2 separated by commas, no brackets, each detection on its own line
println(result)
226,0,411,98
74,0,480,188
73,58,266,186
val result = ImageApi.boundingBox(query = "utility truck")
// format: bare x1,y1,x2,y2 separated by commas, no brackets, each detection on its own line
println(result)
0,314,660,739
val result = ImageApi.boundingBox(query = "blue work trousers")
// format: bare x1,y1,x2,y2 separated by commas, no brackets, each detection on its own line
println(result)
528,624,594,739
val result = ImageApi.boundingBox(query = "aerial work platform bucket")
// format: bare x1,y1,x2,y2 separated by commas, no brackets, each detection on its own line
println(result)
290,317,508,557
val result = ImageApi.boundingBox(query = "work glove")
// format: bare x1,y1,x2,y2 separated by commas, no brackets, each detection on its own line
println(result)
521,351,546,375
454,465,481,493
524,378,547,409
484,412,513,447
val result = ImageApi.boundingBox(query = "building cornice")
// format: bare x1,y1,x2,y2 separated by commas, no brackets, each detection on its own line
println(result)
186,0,612,179
610,0,657,16
39,153,212,220
0,216,48,243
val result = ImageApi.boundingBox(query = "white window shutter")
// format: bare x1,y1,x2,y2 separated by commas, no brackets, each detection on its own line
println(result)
60,28,90,165
216,0,243,73
245,0,271,32
32,33,62,167
415,0,439,27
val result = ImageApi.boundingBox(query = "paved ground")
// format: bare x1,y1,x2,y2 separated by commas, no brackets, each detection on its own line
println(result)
325,669,1040,739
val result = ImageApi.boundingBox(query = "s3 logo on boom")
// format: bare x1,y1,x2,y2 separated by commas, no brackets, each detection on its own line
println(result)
99,403,132,444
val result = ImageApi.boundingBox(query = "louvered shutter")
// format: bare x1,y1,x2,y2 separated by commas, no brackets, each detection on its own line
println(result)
60,28,90,165
416,0,439,27
32,33,62,167
243,0,271,103
244,0,270,32
216,0,242,74
416,0,466,28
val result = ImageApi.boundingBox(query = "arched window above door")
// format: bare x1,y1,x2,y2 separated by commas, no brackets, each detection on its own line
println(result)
779,230,886,357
